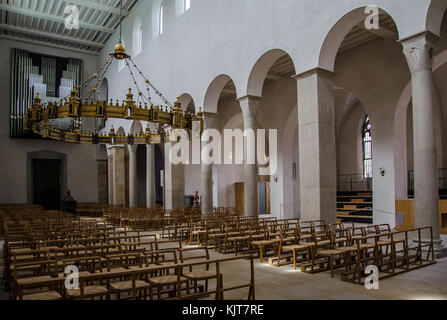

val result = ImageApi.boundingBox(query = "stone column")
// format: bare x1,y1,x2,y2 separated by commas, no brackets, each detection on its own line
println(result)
111,146,125,206
294,68,337,224
164,143,185,210
401,31,445,255
107,155,114,205
239,96,261,217
201,112,217,215
128,145,138,208
146,144,156,208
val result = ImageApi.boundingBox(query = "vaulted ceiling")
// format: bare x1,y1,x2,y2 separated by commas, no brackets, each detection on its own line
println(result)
0,0,138,55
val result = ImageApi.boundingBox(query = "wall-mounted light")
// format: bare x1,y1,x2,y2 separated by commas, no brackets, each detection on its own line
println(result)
380,167,385,177
273,175,279,183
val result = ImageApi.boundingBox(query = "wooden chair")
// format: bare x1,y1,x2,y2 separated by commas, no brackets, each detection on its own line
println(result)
178,247,219,294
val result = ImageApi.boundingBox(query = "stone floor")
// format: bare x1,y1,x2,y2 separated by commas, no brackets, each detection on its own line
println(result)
1,232,446,300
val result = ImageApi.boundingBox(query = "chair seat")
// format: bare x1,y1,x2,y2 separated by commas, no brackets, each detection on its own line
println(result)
110,280,151,291
283,244,308,251
377,240,392,245
11,248,32,254
183,270,217,280
10,263,41,270
15,254,35,261
148,275,188,285
252,239,278,246
66,285,108,297
317,249,344,256
359,243,376,249
102,267,128,273
58,271,91,279
17,275,53,285
335,237,348,243
22,291,62,300
336,246,357,252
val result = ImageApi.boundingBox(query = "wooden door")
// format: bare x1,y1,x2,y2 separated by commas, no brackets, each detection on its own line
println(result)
33,159,62,210
235,182,244,216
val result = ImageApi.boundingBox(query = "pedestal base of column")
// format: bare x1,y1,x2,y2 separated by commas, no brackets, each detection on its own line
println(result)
412,238,447,259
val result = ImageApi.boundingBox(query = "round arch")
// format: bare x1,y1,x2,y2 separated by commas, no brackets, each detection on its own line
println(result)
99,77,109,102
130,120,143,136
246,49,295,98
426,0,447,36
203,74,237,114
177,93,195,112
318,7,400,72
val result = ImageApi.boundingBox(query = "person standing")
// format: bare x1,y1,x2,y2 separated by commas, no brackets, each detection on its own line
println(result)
193,191,200,208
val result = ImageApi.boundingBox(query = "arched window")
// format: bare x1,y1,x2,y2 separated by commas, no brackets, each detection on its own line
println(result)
133,22,142,55
185,0,190,11
159,3,164,35
362,116,372,178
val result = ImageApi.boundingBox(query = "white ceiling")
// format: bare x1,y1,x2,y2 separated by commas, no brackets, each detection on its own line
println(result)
0,0,138,55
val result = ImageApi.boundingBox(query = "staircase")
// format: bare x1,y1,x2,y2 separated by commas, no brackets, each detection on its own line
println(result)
336,191,373,224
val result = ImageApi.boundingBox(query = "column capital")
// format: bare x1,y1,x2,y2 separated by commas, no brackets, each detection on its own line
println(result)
107,145,125,150
202,112,217,130
238,95,261,119
293,67,337,81
128,144,138,153
400,31,439,74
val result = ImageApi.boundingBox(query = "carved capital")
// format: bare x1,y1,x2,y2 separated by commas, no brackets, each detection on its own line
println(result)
401,31,439,74
238,95,261,119
202,112,217,130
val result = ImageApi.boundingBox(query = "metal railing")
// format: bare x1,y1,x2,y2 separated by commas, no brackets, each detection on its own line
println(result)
408,168,447,190
337,174,372,192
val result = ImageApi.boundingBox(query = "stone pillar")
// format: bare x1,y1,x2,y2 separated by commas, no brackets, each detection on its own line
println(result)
111,146,125,206
146,144,156,208
128,145,138,208
107,155,114,205
239,96,261,217
294,68,337,224
164,143,185,210
201,112,217,215
401,31,445,255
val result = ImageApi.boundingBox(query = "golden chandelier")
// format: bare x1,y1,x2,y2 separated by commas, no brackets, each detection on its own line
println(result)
24,1,203,145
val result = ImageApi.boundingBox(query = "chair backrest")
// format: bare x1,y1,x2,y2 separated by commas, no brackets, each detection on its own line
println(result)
144,249,178,266
178,247,211,271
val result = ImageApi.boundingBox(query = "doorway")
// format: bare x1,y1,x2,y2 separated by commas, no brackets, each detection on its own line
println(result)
32,159,62,210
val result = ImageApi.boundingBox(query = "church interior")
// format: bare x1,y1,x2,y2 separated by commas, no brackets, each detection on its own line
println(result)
0,0,447,301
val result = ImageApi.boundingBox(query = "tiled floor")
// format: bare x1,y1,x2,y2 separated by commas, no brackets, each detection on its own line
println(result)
209,248,447,300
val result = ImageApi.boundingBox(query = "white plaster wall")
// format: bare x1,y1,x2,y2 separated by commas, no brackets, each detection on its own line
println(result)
98,0,444,221
99,0,434,109
0,38,100,204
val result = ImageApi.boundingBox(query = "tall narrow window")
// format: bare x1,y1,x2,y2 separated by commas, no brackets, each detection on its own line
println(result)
134,23,142,55
185,0,190,11
159,3,163,35
362,116,372,178
137,25,142,54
